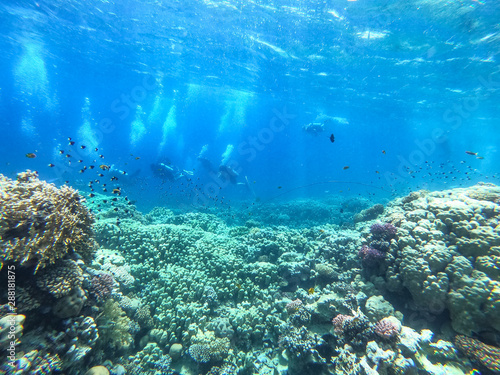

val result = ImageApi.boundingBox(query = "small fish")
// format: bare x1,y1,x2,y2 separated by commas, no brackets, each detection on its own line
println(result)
110,176,118,181
25,153,36,158
89,193,95,198
465,151,477,156
340,208,344,213
135,157,140,160
382,150,386,154
59,150,64,154
103,200,107,203
69,141,75,146
278,186,282,189
79,169,85,174
476,156,484,160
80,145,86,149
308,287,315,295
99,165,110,170
94,147,98,152
121,170,127,175
78,160,83,163
103,188,108,192
66,154,72,158
113,208,119,211
89,165,95,169
112,197,118,201
343,166,350,170
98,173,104,177
48,163,55,167
99,155,104,159
329,133,335,143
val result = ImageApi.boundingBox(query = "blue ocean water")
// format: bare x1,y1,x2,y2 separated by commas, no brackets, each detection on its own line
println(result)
1,0,498,212
3,2,500,375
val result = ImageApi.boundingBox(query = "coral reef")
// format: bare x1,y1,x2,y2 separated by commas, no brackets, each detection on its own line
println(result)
0,170,97,272
368,183,500,336
454,335,500,373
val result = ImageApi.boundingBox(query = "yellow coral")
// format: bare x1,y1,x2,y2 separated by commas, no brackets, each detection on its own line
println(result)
0,170,97,272
97,299,133,350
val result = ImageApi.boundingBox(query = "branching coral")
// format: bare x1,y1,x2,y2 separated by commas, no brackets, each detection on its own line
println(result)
97,299,133,350
0,170,97,272
36,259,84,297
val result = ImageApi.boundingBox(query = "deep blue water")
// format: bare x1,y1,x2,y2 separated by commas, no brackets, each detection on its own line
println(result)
1,0,499,212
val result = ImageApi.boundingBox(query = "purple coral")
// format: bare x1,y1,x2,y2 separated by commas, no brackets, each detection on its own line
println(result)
370,222,397,241
90,272,115,301
358,245,385,267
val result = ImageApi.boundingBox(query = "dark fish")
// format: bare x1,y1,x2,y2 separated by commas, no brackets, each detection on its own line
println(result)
343,166,350,170
89,165,95,169
25,153,36,158
79,169,85,174
382,150,386,154
103,188,107,192
465,151,477,156
111,176,118,181
121,171,127,175
89,193,95,197
103,200,107,203
340,208,344,213
329,134,335,143
59,150,64,154
78,160,83,163
48,163,55,167
94,148,99,152
98,173,104,177
66,154,71,158
80,145,86,149
112,198,118,201
277,186,282,189
135,157,140,160
99,155,104,159
69,141,75,146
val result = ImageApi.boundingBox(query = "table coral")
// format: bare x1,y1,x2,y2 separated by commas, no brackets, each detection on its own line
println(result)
0,170,97,272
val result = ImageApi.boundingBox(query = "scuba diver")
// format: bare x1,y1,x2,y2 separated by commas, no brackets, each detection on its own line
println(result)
302,117,333,135
151,160,193,182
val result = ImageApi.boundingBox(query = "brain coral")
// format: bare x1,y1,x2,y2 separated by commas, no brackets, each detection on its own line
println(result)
0,170,97,272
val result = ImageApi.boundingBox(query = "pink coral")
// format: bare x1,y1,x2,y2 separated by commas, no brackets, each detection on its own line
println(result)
332,314,353,334
90,272,115,301
374,317,400,339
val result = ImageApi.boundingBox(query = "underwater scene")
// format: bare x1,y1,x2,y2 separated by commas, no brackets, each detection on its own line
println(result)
1,0,500,374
